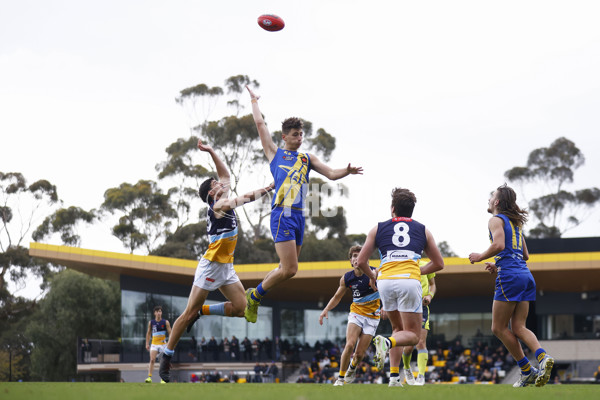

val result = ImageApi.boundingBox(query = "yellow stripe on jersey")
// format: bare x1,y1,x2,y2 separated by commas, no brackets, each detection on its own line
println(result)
350,298,380,319
203,233,237,263
151,332,166,345
378,260,420,280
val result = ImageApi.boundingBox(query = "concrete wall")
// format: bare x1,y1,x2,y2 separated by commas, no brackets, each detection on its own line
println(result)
541,340,600,361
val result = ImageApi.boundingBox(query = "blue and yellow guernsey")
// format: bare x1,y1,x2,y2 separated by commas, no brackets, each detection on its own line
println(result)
375,217,426,281
202,205,238,264
344,267,380,319
150,319,168,345
270,148,311,209
491,213,528,274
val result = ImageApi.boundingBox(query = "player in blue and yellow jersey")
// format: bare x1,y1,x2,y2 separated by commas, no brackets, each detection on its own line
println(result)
469,184,554,388
145,305,171,383
244,85,363,323
401,259,437,386
159,139,274,383
358,188,444,387
318,245,381,386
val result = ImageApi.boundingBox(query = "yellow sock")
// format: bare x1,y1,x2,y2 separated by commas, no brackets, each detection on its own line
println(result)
402,353,411,369
339,370,346,377
390,367,400,375
417,350,428,375
388,337,397,348
201,305,210,315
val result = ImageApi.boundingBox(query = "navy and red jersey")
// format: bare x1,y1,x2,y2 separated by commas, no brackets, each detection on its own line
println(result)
375,217,426,281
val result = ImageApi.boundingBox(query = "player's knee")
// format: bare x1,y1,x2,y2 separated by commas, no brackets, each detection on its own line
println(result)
511,324,528,337
491,323,505,337
281,267,297,280
409,335,419,346
231,305,245,317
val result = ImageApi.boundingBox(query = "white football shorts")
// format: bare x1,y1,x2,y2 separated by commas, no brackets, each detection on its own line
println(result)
150,344,166,354
377,279,423,313
193,257,240,291
348,312,380,336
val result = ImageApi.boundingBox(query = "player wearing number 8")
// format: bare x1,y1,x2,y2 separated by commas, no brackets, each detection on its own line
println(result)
357,188,444,387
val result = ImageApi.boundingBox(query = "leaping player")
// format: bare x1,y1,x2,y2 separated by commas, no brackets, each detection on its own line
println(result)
244,86,363,323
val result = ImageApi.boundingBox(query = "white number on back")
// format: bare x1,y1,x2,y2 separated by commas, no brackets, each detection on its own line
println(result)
392,222,410,247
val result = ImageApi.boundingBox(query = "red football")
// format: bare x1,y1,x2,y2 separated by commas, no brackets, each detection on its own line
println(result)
257,14,285,32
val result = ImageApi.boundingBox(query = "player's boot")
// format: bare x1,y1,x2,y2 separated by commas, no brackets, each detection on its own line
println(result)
388,376,403,387
372,336,389,371
145,376,152,383
535,355,554,387
404,368,416,385
333,378,344,386
512,367,539,387
244,288,260,323
159,353,172,383
415,374,425,386
344,364,357,383
186,312,200,333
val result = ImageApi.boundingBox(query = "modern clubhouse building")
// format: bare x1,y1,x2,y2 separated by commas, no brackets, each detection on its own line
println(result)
30,237,600,382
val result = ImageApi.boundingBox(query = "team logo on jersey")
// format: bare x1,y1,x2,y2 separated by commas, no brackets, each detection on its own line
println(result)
386,249,417,261
283,155,294,161
300,156,308,164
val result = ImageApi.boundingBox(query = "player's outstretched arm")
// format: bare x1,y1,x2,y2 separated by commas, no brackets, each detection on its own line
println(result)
246,85,277,162
468,217,505,263
213,183,274,214
309,153,363,181
198,139,230,183
319,276,347,325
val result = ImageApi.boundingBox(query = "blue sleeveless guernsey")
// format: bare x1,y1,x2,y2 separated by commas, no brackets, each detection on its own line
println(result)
491,213,528,274
270,148,311,209
375,217,426,281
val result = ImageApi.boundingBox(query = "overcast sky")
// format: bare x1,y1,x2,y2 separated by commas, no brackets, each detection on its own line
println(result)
2,0,600,284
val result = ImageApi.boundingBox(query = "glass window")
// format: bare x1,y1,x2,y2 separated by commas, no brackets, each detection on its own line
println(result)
121,290,146,317
147,293,172,318
121,315,147,339
247,306,272,339
304,309,347,346
170,295,188,319
280,309,304,343
551,314,574,339
430,313,459,342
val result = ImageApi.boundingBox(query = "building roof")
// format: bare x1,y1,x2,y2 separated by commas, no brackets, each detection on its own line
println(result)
29,242,600,303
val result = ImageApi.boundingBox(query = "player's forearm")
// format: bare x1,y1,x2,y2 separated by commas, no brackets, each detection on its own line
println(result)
323,300,338,313
207,149,230,181
244,185,274,203
328,168,350,181
478,242,504,261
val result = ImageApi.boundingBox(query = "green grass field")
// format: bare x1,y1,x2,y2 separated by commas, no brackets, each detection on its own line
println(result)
1,383,598,400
